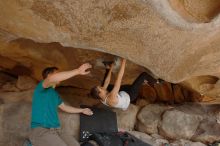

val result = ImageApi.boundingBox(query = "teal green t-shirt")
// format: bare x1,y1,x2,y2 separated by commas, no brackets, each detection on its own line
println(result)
31,81,63,128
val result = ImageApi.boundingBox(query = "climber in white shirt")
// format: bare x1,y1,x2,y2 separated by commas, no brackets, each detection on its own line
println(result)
90,58,157,110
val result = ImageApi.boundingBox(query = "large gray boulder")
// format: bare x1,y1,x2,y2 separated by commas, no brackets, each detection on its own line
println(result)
192,119,220,144
113,104,139,131
159,109,203,139
137,104,169,134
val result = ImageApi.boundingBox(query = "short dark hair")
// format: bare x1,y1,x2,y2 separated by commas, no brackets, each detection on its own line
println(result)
90,86,101,99
42,67,58,79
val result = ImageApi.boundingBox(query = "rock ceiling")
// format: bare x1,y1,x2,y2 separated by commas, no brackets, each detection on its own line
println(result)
1,0,220,98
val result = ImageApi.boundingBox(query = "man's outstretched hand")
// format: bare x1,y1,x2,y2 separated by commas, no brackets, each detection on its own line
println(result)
81,108,93,116
78,63,92,75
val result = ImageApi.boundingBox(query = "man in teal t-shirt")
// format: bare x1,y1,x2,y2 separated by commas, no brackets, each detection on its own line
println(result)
29,63,93,146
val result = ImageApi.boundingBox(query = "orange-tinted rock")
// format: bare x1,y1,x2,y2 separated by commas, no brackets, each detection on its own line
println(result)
0,72,16,85
182,87,203,102
154,82,174,103
0,90,33,103
173,84,185,104
16,75,37,90
139,85,157,103
136,98,150,108
140,81,203,103
0,99,3,105
1,82,20,92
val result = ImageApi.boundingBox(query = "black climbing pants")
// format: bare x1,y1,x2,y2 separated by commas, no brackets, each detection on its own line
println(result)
102,71,157,102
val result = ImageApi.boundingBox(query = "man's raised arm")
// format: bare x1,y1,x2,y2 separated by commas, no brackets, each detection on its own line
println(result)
43,63,92,88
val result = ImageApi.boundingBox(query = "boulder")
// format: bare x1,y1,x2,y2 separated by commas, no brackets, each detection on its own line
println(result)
192,119,220,144
113,104,139,131
2,0,220,99
137,104,169,134
159,109,203,139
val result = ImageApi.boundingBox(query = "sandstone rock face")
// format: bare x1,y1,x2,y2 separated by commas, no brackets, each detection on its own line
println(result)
1,0,220,100
0,38,146,90
169,0,220,23
0,72,16,86
0,102,31,146
2,0,220,145
182,75,218,95
1,82,20,92
0,90,33,103
16,75,37,90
